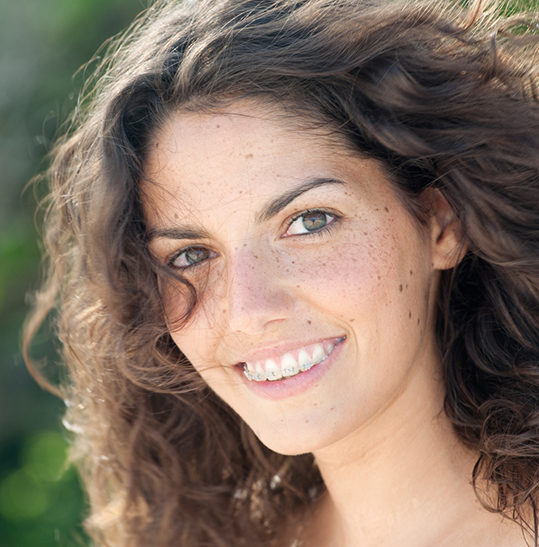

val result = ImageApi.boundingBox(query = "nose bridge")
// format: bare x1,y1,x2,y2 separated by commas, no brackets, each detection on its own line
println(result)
224,244,292,334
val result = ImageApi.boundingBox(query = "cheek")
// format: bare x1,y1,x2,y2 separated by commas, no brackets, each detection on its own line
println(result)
170,325,220,377
282,225,431,334
279,235,406,301
162,279,223,371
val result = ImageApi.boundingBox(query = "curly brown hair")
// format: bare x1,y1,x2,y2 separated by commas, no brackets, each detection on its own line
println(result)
24,0,539,545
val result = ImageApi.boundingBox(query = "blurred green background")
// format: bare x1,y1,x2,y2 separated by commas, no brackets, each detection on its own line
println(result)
0,0,537,546
0,1,146,545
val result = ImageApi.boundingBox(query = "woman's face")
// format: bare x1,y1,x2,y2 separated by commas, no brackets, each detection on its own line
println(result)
143,102,453,456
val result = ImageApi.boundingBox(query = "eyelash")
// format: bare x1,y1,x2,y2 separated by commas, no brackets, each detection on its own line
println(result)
167,208,340,270
167,246,216,271
282,208,340,239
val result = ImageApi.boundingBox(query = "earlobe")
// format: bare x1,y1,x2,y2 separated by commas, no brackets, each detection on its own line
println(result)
429,190,467,271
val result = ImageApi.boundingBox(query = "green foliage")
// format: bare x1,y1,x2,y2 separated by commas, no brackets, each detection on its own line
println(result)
0,1,145,546
0,432,86,547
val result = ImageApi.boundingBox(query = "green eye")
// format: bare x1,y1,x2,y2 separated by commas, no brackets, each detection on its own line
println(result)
285,210,335,236
302,212,328,231
171,246,214,269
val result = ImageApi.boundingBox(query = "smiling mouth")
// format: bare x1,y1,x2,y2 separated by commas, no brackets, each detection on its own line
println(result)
241,337,345,382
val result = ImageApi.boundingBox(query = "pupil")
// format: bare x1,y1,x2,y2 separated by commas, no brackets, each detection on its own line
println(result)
187,248,206,264
304,212,327,231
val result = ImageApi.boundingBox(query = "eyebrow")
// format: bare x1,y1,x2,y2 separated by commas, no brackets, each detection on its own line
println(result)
147,177,345,242
256,177,345,223
146,226,211,242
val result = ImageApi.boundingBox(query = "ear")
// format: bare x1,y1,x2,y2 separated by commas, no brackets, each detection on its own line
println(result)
428,189,467,270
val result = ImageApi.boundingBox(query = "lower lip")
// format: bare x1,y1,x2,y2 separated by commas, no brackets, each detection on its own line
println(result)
236,338,345,401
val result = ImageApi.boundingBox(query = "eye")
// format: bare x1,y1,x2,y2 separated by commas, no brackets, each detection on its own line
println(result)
284,210,337,237
169,246,217,269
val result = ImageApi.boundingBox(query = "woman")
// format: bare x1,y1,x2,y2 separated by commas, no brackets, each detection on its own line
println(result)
24,0,539,545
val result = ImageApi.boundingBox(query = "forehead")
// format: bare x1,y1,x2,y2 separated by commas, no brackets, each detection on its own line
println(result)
141,102,364,219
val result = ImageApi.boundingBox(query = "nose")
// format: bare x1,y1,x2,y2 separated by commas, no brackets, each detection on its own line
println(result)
223,246,294,335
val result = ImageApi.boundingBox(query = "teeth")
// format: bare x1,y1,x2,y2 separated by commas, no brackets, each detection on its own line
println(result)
255,362,266,382
280,353,298,378
298,349,311,371
312,344,325,364
282,366,299,378
264,359,282,381
242,338,344,383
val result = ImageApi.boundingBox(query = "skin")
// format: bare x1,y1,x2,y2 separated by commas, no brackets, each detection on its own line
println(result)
143,101,527,546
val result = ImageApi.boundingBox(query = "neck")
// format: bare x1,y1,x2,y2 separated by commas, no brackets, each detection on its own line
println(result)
306,358,511,547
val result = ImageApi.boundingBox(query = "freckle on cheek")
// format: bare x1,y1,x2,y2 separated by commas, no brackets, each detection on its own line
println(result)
399,284,403,292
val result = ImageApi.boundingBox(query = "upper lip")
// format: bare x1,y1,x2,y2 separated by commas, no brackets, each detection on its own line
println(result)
233,335,346,366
